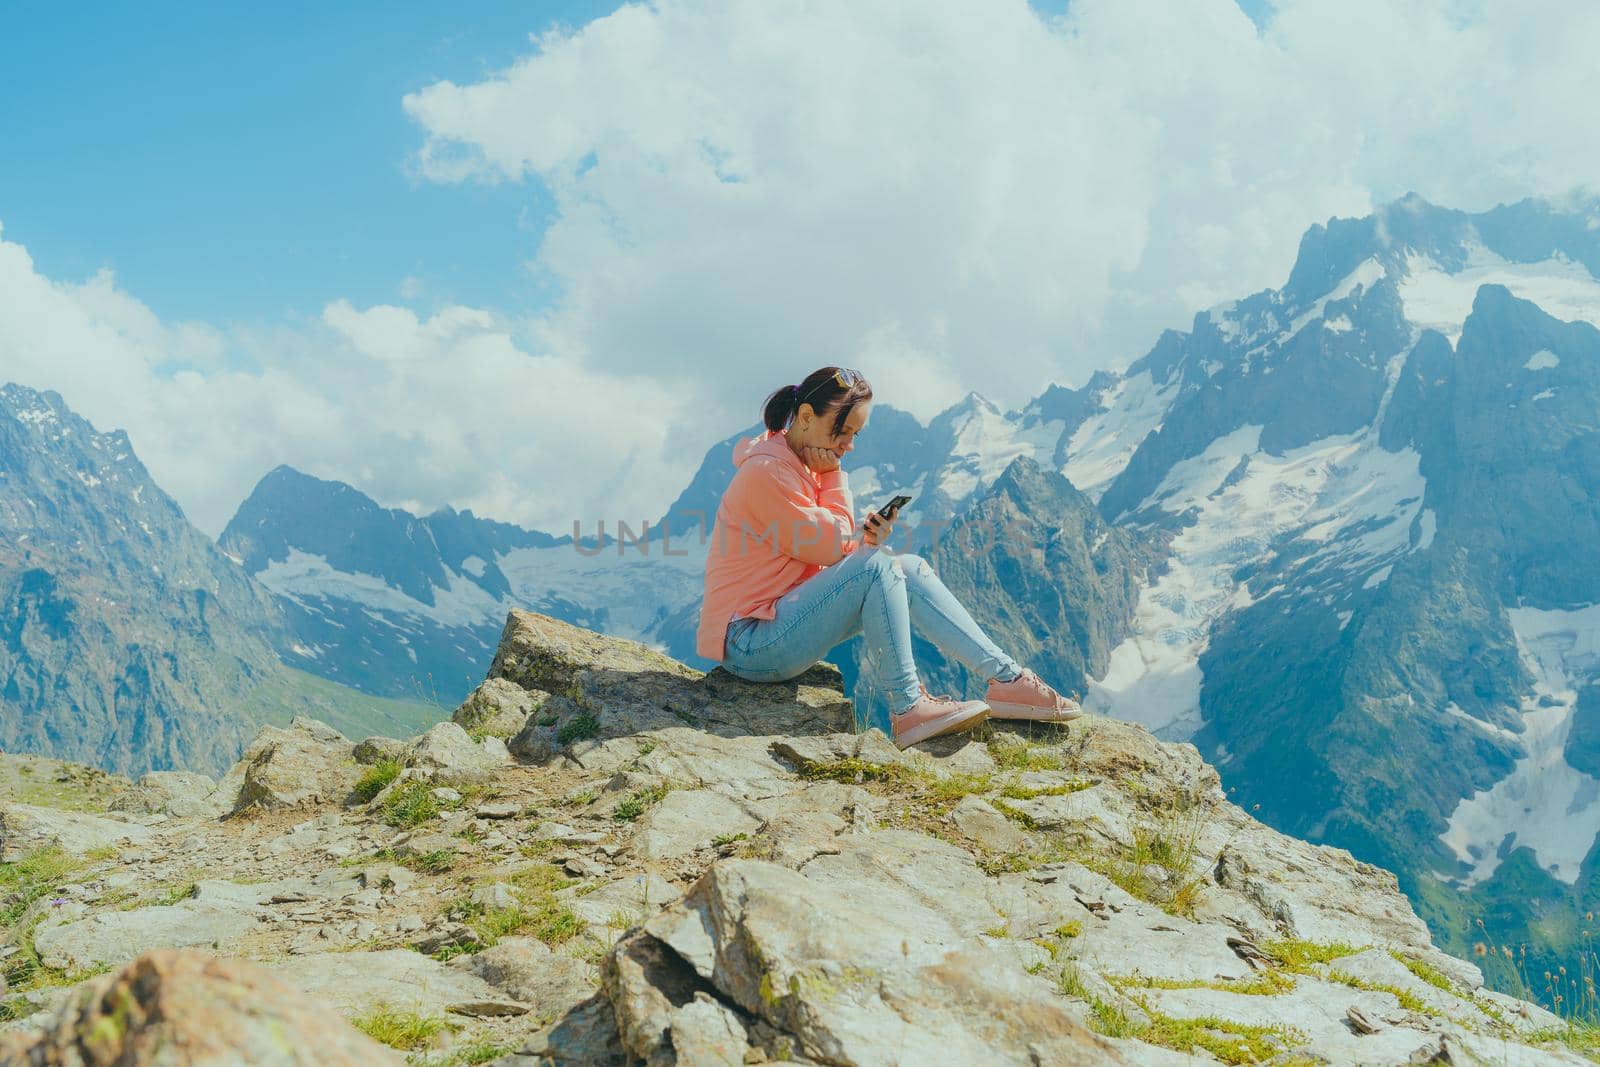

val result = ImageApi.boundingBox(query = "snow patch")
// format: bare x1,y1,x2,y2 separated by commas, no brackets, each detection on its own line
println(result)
1524,349,1560,371
1441,604,1600,887
1398,246,1600,345
1089,429,1428,740
1532,389,1556,402
1060,371,1180,500
460,555,487,578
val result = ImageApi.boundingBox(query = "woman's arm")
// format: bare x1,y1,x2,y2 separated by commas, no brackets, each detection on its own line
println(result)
730,458,858,564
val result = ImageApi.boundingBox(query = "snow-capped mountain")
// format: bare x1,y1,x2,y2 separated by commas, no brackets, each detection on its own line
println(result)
222,193,1600,990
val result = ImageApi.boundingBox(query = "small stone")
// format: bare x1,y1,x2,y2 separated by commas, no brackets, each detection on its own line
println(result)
476,802,521,819
471,883,519,911
447,998,531,1017
431,787,463,805
564,856,606,878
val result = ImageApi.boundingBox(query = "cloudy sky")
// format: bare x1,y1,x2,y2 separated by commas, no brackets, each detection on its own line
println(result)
2,0,1597,536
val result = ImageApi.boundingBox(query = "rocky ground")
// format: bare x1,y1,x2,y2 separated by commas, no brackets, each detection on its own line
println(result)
0,610,1594,1065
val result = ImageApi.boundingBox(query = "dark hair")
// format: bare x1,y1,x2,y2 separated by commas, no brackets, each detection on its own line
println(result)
762,367,873,437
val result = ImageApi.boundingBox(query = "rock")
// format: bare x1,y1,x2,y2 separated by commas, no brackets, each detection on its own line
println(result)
353,736,407,764
0,802,154,860
33,902,259,970
490,610,854,757
0,949,401,1065
447,997,530,1017
564,872,679,929
453,677,545,738
667,992,753,1066
432,786,463,805
268,949,505,1016
632,790,762,861
515,994,626,1065
471,882,520,911
639,858,1119,1065
406,721,509,786
476,801,522,819
230,718,358,813
108,770,227,819
449,937,596,1018
950,795,1030,853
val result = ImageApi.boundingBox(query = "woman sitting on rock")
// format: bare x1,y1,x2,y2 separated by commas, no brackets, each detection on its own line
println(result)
694,366,1081,748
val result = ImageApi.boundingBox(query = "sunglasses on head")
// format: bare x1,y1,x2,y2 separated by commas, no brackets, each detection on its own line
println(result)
798,367,863,407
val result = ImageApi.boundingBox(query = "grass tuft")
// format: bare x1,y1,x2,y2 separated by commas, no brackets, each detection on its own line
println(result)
352,759,402,803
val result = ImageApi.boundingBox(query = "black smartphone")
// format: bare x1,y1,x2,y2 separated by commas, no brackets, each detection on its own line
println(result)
875,494,913,522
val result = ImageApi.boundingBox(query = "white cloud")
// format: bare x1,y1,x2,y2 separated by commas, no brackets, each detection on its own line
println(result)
4,0,1598,543
0,232,686,538
404,0,1600,411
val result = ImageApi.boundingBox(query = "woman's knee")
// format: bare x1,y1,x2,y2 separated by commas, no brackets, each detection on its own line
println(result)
861,549,904,582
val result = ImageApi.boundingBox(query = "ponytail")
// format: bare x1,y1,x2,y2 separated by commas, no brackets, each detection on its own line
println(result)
762,368,873,435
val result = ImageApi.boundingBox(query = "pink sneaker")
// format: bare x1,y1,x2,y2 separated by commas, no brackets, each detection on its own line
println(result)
985,668,1082,722
891,685,991,749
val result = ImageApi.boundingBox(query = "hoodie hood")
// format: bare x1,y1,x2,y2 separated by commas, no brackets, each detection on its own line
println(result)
733,429,812,477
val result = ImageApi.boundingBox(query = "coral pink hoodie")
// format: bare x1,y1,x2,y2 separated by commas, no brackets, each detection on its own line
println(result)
695,429,861,661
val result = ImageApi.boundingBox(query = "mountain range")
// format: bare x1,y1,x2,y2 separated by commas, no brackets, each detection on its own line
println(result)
4,192,1600,1000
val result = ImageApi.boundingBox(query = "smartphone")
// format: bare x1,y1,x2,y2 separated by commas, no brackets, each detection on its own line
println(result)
875,494,913,522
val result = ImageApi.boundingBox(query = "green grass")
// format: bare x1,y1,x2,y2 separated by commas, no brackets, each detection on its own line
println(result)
382,781,460,828
408,850,457,875
256,667,444,742
353,759,403,803
556,710,601,745
437,863,584,957
349,1004,452,1050
986,735,1066,772
612,784,671,822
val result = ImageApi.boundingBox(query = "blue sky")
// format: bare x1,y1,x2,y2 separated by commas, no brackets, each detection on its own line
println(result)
0,1,1272,330
0,2,623,325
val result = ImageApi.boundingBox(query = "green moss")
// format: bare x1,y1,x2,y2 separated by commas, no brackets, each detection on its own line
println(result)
796,758,917,785
999,780,1092,800
1108,971,1297,996
926,773,995,800
1388,950,1460,995
352,759,402,803
1055,920,1083,939
1265,939,1363,970
1140,1013,1306,1065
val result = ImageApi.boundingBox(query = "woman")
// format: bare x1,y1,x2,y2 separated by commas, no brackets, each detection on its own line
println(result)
695,366,1081,748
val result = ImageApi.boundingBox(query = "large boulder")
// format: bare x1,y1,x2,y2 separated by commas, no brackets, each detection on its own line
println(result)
612,858,1120,1066
0,949,402,1065
405,722,510,786
229,717,359,814
0,803,154,860
109,770,228,819
493,610,855,763
33,901,261,971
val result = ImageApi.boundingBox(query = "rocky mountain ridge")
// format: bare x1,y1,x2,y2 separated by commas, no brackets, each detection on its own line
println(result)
1,611,1590,1065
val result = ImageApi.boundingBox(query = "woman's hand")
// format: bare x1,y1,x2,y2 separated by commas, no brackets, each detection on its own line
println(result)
861,509,895,547
798,445,841,474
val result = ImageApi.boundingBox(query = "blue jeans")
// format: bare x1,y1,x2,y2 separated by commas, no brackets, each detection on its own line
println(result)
720,547,1022,733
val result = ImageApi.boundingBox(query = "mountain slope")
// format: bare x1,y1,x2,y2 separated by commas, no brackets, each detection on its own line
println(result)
0,385,437,776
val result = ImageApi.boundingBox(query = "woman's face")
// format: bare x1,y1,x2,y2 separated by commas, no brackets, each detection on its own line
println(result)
790,398,870,459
